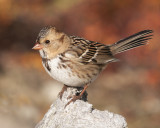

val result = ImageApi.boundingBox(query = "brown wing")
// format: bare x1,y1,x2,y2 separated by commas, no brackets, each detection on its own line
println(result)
66,36,118,64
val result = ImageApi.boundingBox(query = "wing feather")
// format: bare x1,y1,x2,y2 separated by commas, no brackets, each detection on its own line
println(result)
66,36,117,64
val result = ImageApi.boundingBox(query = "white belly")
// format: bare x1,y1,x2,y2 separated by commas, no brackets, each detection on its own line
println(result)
42,57,87,87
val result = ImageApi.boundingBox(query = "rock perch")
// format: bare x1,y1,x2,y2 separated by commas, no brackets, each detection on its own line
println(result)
36,87,127,128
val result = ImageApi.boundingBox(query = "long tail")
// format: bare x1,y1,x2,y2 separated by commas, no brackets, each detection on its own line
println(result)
110,30,153,55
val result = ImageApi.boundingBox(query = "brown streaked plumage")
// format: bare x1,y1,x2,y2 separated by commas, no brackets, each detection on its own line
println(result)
33,26,153,106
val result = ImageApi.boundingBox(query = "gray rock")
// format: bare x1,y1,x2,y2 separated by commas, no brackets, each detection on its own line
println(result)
36,87,127,128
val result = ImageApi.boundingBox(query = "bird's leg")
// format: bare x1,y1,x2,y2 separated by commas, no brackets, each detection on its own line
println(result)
58,84,68,99
65,84,88,108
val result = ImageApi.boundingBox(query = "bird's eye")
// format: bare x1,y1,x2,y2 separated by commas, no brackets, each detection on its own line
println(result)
45,40,50,44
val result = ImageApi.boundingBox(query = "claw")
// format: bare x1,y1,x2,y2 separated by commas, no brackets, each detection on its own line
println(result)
64,84,88,108
65,95,81,108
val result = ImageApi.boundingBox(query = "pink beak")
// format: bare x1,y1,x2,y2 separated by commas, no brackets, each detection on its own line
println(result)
32,43,43,50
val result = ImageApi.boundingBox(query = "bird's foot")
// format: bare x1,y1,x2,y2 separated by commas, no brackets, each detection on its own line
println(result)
65,95,81,108
65,85,88,108
58,84,68,99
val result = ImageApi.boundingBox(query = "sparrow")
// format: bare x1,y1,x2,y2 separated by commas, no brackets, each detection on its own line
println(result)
32,26,153,106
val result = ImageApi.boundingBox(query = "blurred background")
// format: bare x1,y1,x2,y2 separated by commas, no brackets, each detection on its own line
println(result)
0,0,160,127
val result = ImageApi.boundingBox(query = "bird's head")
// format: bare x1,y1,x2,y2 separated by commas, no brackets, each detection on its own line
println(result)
32,26,70,59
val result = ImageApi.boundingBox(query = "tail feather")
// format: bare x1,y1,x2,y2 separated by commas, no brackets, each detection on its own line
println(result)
110,30,153,55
